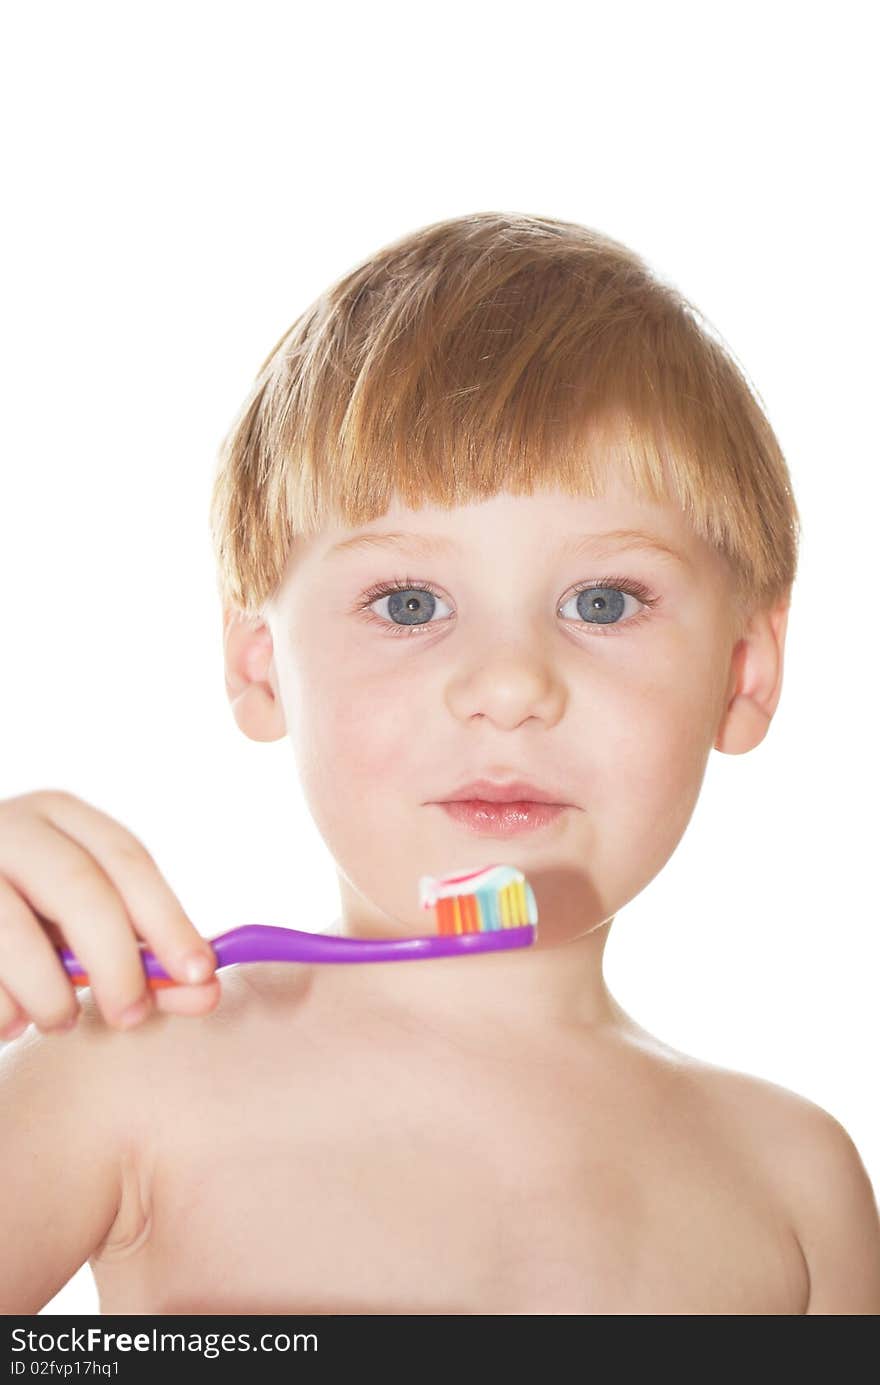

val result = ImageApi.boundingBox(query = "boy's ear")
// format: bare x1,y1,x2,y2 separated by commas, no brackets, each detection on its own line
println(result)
222,608,287,743
714,599,791,755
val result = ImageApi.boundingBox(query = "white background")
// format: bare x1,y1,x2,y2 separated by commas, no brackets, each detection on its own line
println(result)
1,1,876,1315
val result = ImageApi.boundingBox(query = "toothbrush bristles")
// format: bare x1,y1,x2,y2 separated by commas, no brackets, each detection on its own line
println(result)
434,875,535,936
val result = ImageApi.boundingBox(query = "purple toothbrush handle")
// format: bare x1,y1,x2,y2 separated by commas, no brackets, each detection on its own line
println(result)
57,921,537,983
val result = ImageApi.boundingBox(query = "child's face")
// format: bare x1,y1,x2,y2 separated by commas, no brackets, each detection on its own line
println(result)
256,480,743,946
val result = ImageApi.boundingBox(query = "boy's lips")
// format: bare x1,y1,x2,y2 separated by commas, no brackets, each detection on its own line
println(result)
432,800,570,837
432,777,572,806
427,777,577,837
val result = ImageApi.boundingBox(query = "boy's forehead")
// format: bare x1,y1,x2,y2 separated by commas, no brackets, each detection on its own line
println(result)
286,483,712,575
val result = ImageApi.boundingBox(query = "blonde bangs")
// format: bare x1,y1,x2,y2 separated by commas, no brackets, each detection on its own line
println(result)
210,213,799,629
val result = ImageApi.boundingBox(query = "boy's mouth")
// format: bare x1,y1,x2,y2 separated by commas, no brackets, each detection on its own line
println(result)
428,776,576,836
432,800,570,837
434,776,570,805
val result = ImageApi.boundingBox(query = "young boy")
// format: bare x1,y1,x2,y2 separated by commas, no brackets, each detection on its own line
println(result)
2,212,879,1315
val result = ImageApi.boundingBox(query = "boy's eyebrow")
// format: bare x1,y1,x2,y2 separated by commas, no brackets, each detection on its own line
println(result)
324,528,692,569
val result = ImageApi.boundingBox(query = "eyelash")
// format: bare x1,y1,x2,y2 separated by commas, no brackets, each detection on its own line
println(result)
355,573,660,639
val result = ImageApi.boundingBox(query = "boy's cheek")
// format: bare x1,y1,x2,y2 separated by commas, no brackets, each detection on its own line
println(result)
293,673,418,797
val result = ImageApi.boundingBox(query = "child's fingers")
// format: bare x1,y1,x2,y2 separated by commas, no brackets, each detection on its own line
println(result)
27,791,216,985
0,973,222,1033
0,816,160,1030
0,873,82,1031
152,976,222,1017
0,978,30,1040
0,789,220,1036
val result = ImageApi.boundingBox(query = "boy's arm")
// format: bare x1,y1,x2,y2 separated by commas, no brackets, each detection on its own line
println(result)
791,1107,880,1314
0,1020,128,1313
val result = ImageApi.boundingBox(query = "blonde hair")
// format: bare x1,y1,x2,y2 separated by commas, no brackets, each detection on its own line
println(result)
210,211,800,633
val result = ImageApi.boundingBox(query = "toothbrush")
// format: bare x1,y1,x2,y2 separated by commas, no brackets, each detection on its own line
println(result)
56,863,539,989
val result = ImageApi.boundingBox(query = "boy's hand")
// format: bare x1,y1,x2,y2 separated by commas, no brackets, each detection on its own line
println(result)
0,789,219,1039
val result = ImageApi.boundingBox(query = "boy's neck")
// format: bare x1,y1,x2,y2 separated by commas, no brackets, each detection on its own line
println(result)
315,914,624,1042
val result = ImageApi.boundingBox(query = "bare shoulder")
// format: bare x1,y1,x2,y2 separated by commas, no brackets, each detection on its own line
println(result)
69,962,299,1088
70,961,316,1135
51,970,275,1260
665,1053,880,1315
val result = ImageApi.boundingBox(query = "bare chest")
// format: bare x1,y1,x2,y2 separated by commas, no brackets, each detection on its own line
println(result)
92,1040,809,1315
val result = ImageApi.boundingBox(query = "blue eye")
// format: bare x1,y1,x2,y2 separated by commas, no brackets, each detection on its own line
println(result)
371,581,454,631
559,582,650,628
357,574,658,638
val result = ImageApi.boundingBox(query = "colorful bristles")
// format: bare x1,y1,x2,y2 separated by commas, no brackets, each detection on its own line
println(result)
419,863,538,936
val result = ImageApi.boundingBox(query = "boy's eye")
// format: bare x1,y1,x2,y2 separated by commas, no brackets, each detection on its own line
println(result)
358,580,452,633
356,575,659,638
558,583,650,627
